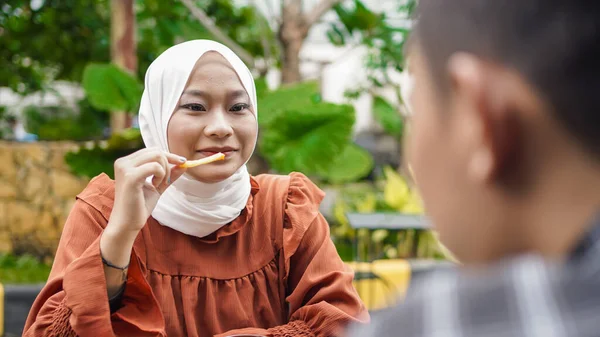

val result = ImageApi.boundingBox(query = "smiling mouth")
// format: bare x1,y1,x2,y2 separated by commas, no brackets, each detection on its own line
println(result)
196,148,237,158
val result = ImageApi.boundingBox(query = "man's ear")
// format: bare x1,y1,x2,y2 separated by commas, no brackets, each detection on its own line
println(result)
447,52,520,184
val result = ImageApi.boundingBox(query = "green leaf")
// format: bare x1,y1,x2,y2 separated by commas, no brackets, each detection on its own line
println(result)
352,0,382,31
258,81,321,127
373,96,403,137
258,81,372,182
371,229,389,243
0,253,52,284
332,0,383,35
82,63,143,113
326,24,347,46
255,77,269,100
321,144,374,184
177,20,213,41
259,101,355,175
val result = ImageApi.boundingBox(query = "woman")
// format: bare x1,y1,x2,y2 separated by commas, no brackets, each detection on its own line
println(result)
24,40,368,337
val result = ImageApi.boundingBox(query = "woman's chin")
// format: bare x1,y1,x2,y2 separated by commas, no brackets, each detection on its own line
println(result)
186,166,237,183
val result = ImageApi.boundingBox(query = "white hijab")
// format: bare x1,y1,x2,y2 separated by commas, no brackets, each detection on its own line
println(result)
138,40,257,238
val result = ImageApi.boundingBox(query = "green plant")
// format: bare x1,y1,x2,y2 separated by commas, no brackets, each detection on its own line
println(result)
373,96,404,138
258,81,374,183
330,166,453,262
328,0,414,81
22,99,108,141
65,128,143,178
330,0,414,140
0,0,275,95
0,0,111,94
82,63,143,113
68,80,376,183
0,106,14,139
0,253,51,284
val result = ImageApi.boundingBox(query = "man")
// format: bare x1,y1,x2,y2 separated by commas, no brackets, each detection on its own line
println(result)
351,1,600,336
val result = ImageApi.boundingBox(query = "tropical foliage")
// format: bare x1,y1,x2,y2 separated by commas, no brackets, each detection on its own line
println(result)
0,1,436,278
328,0,415,139
331,166,453,262
0,0,273,94
259,82,373,183
67,81,375,184
22,99,108,141
0,253,51,283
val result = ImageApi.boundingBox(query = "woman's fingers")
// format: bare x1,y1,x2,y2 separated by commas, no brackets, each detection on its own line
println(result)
165,152,188,165
170,166,187,183
127,148,186,166
115,148,187,189
156,166,187,194
130,149,185,187
133,162,166,188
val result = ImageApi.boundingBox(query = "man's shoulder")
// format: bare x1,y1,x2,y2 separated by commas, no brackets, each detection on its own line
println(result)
350,255,600,337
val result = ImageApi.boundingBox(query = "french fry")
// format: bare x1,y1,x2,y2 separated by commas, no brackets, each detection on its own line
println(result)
179,153,225,168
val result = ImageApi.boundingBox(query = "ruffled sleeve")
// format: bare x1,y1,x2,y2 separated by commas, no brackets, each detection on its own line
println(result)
218,173,369,337
281,172,369,336
23,174,166,337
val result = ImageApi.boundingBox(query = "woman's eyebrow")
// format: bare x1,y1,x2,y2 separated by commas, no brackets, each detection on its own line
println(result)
182,89,208,98
228,89,248,100
181,89,249,105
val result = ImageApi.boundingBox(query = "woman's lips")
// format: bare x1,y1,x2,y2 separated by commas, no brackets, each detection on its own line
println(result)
198,150,235,158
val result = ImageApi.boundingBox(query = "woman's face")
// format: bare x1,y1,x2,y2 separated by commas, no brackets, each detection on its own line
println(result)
167,51,257,183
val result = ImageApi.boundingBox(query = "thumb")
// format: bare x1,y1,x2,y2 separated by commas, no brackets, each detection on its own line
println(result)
157,166,187,194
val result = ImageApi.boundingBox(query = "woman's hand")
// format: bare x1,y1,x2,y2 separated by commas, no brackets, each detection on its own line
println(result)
101,148,187,269
110,148,187,233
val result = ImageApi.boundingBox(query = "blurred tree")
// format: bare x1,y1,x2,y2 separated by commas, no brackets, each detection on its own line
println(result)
110,0,137,131
1,0,409,91
0,0,111,94
330,0,416,138
0,0,275,94
2,0,406,183
69,81,375,184
180,0,415,87
22,100,108,141
180,0,348,84
277,0,343,83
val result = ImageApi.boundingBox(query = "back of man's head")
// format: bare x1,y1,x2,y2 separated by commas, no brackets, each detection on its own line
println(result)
416,0,600,157
405,1,600,264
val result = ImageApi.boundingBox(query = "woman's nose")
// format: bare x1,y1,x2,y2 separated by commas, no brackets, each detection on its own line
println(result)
204,111,233,138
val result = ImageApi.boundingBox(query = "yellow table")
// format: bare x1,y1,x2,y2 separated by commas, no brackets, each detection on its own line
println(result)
346,259,411,311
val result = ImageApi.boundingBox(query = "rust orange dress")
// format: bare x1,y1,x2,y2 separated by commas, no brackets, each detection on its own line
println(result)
23,172,368,337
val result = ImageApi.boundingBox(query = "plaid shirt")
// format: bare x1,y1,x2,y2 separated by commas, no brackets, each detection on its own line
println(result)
349,215,600,337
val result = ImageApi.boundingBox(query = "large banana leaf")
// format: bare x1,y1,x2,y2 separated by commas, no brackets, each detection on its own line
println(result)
258,81,321,127
321,144,374,183
259,102,354,174
82,63,143,113
259,81,374,182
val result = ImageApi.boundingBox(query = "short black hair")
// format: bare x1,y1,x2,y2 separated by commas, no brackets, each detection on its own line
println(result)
414,1,600,159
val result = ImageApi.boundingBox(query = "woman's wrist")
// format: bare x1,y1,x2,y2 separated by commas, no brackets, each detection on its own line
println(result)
100,225,138,268
101,226,136,298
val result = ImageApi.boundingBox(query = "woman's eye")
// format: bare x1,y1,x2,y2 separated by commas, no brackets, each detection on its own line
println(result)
230,103,249,112
181,103,206,112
